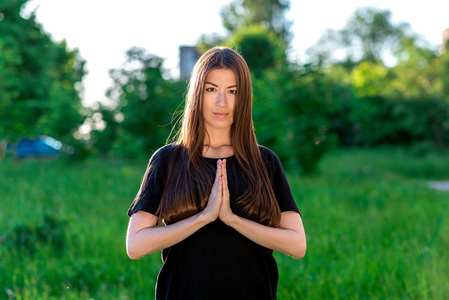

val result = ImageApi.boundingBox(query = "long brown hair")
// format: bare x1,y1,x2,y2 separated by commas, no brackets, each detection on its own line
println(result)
159,47,281,227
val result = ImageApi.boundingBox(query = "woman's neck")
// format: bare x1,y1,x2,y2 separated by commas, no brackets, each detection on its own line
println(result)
203,130,233,158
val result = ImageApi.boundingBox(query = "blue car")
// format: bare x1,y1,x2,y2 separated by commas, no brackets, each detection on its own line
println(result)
2,136,72,159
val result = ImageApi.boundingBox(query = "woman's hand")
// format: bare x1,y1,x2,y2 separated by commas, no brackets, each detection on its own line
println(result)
201,160,224,223
218,159,235,224
200,159,235,224
127,161,228,259
215,159,306,258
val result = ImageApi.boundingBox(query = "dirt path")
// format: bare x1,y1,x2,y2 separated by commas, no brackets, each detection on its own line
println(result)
427,181,449,192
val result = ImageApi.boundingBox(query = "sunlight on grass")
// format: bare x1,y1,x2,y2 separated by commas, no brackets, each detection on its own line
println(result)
1,148,449,299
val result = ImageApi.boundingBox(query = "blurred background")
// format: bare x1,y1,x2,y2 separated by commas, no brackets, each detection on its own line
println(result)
1,0,449,298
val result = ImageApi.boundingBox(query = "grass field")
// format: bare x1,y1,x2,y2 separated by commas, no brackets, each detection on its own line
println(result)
1,148,449,299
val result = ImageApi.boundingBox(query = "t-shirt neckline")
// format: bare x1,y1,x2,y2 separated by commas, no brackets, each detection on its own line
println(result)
202,155,235,161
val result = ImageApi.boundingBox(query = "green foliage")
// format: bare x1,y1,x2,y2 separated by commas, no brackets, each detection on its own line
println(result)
314,27,449,151
329,96,449,149
308,7,410,66
226,25,287,78
98,47,184,158
220,24,334,173
351,61,390,97
252,65,338,174
437,48,449,101
346,7,408,63
279,68,338,173
88,103,121,157
220,0,291,42
2,149,449,298
196,33,226,54
0,0,85,144
387,36,440,98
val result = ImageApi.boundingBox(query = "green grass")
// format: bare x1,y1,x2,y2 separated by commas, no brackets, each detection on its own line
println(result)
1,148,449,299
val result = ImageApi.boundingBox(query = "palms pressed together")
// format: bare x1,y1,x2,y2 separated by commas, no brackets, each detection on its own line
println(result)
203,159,233,223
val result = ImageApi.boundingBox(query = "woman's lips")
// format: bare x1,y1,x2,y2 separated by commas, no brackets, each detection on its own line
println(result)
213,113,229,119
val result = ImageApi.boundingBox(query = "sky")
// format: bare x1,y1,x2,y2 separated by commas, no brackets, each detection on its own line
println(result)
22,0,449,107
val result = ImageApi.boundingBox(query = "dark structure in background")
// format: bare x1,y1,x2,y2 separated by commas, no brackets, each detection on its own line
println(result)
179,46,200,81
443,28,449,53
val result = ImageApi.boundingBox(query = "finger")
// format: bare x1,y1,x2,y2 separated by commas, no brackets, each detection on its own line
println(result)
218,159,223,177
222,159,227,177
222,159,228,185
216,160,220,172
213,160,220,187
218,170,223,199
222,161,230,201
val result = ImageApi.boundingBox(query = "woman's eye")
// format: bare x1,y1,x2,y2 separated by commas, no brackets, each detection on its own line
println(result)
229,90,237,95
206,87,216,92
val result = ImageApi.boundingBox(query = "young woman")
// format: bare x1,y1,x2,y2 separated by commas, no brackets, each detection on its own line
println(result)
126,46,306,299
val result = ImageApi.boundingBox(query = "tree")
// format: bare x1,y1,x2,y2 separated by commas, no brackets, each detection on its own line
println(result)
307,7,410,67
226,25,287,78
351,61,390,97
85,103,120,157
439,48,449,100
386,36,439,99
216,4,336,173
251,63,338,174
220,0,292,43
0,0,85,145
102,47,183,158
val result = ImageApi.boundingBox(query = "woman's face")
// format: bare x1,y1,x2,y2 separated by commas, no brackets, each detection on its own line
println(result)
202,68,237,134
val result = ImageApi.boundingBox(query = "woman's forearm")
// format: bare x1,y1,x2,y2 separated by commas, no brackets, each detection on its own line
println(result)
218,160,306,258
127,213,210,259
127,163,224,260
223,212,306,259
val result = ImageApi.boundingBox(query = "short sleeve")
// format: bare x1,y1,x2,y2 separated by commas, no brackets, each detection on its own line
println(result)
259,146,300,215
127,145,172,217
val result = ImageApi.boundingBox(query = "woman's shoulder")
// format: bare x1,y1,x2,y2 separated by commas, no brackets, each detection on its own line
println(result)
258,144,284,170
152,143,177,155
257,144,288,174
149,143,182,164
257,144,280,162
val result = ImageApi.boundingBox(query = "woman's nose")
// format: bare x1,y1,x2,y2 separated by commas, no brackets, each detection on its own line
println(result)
216,92,226,106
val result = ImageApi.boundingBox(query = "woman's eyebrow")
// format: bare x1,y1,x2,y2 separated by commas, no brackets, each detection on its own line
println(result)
205,81,218,87
205,81,237,89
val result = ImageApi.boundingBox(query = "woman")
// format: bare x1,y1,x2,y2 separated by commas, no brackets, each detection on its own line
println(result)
126,46,306,299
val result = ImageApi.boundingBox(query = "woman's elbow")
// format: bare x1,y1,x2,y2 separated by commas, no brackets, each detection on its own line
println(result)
127,245,140,260
295,244,307,259
126,238,143,260
291,239,307,259
127,248,141,260
126,237,157,259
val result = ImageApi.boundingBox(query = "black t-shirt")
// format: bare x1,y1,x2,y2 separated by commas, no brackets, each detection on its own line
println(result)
128,144,300,300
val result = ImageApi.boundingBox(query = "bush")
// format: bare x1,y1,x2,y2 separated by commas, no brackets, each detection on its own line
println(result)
253,67,337,174
345,97,449,148
2,214,67,256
